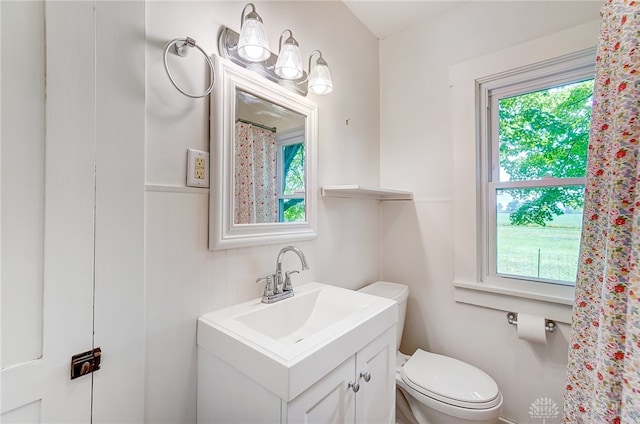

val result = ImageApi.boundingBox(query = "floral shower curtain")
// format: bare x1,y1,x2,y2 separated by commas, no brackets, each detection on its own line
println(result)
234,121,278,224
564,1,639,423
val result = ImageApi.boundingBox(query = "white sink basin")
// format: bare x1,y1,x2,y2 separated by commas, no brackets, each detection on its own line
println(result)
197,282,397,401
233,283,379,345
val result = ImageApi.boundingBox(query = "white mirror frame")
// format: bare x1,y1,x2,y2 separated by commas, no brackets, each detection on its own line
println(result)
209,54,318,250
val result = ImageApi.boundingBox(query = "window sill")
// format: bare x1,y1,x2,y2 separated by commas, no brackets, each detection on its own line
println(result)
453,280,574,324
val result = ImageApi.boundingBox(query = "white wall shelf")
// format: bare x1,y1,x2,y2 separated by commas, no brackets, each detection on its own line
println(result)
321,185,413,201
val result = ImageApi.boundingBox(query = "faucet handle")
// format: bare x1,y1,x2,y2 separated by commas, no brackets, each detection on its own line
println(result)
256,275,275,297
283,270,299,292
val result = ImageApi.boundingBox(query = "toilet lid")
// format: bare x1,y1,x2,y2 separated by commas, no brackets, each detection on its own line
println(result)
401,349,501,409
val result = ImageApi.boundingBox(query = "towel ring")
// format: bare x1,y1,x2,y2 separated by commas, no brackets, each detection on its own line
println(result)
163,37,215,98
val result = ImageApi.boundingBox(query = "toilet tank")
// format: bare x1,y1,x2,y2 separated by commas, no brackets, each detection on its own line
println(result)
358,281,408,349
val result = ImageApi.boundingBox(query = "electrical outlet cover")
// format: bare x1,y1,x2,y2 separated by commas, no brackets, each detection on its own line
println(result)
187,148,210,188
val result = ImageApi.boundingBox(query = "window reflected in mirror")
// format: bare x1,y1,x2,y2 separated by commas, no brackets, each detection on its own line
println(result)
278,128,305,222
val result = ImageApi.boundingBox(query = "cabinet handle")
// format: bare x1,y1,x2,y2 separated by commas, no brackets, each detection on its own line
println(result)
360,371,371,383
348,381,360,393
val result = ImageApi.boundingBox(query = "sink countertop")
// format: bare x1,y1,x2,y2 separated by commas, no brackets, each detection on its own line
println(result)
197,282,397,401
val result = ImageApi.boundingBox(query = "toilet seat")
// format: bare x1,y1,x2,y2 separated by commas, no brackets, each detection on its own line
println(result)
400,349,501,410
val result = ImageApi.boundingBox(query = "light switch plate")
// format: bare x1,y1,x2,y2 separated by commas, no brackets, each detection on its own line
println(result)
187,148,209,188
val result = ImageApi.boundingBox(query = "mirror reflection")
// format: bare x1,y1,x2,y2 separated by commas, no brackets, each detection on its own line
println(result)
234,90,306,224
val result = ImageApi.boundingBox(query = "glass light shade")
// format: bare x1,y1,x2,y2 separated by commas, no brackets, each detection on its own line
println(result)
308,59,333,95
237,17,271,62
275,42,303,80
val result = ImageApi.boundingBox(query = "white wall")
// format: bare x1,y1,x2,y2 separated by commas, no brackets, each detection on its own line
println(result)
379,2,601,422
93,2,146,422
144,2,381,422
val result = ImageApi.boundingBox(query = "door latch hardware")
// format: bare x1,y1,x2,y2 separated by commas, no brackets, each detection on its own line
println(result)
70,347,101,380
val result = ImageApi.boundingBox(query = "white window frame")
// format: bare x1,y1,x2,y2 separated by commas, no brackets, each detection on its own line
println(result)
479,52,595,288
449,19,600,323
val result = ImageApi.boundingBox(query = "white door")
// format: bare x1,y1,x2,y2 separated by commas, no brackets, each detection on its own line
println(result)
1,1,98,421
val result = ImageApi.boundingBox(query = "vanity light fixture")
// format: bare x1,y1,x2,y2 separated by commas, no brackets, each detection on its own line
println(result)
274,30,304,80
308,50,333,95
217,4,333,96
237,3,271,62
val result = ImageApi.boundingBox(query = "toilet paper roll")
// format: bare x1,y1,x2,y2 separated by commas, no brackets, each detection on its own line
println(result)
517,313,547,344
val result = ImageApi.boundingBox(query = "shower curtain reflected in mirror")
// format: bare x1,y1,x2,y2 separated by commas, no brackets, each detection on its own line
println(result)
234,120,277,224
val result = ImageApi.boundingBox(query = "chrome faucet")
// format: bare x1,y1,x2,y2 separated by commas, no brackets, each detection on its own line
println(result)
256,246,309,303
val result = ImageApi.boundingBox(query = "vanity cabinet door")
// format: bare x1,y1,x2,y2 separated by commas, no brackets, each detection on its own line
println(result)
355,327,396,424
286,327,396,424
287,356,356,424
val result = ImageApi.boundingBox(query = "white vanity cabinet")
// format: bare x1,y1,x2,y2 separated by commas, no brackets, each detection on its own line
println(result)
287,327,395,423
196,282,397,424
197,328,396,424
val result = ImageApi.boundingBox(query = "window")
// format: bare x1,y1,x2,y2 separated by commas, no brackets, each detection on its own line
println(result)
276,127,305,222
451,25,599,317
479,52,595,287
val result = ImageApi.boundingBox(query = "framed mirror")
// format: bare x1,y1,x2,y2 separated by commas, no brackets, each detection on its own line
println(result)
209,54,318,250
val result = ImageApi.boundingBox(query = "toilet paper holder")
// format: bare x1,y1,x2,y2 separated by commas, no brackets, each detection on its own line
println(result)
506,312,556,333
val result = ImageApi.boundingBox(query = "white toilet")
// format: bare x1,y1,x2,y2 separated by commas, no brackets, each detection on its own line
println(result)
358,282,503,424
